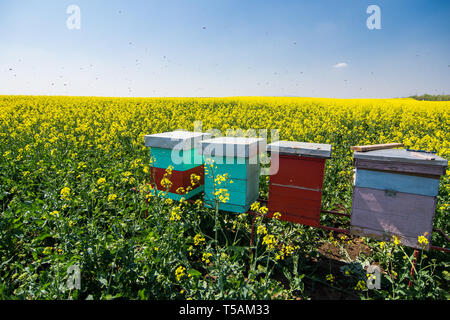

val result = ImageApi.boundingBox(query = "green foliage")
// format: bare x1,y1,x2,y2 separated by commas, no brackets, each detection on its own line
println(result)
409,94,450,101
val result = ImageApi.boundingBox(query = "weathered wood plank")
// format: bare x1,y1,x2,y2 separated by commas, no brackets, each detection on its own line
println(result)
353,148,448,167
354,158,446,176
351,143,403,152
410,152,435,160
355,169,441,197
267,141,332,158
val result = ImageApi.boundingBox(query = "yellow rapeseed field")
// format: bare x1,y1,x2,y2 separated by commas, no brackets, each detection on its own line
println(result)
0,95,448,299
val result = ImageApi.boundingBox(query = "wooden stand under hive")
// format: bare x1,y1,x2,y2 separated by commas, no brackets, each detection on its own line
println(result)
351,148,448,250
266,141,332,227
144,130,211,200
199,137,266,213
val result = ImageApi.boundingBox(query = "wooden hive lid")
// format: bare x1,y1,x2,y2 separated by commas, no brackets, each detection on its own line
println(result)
199,136,267,158
353,149,448,167
266,140,332,159
144,130,212,150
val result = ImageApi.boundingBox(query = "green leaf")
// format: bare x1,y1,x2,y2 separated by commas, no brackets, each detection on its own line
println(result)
187,268,202,278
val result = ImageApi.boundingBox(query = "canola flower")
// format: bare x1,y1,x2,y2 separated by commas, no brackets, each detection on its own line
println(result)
418,233,429,247
60,187,71,200
366,273,377,282
392,235,400,246
175,266,186,281
256,225,267,236
176,187,186,194
202,252,213,264
190,174,201,187
214,188,230,203
42,247,53,255
262,234,277,251
250,202,269,215
49,210,59,217
214,173,228,186
275,244,297,261
193,234,205,246
326,274,335,284
107,194,118,202
354,280,366,291
170,207,181,221
161,166,173,190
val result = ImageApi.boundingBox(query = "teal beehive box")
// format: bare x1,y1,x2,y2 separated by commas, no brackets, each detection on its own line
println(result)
144,130,212,200
199,137,266,213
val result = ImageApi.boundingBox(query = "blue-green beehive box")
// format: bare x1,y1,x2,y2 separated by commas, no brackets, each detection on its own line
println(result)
144,130,211,200
199,137,266,213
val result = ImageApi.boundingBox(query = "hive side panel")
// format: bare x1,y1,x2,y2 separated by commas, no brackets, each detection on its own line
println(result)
204,156,259,180
150,147,203,171
351,208,434,239
354,158,445,176
268,184,322,226
204,175,249,206
350,187,435,249
246,168,261,205
351,226,431,250
355,169,440,197
205,174,247,192
272,212,321,227
162,186,204,201
352,187,436,216
203,200,251,213
150,165,205,198
270,155,326,190
204,191,249,206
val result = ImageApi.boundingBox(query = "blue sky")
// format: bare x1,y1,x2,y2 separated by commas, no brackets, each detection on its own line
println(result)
0,0,449,98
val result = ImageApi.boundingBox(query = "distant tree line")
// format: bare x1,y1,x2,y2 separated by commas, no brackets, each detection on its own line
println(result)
409,94,450,101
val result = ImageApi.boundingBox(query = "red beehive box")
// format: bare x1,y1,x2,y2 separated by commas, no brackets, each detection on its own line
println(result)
267,141,332,227
149,165,205,195
144,130,211,200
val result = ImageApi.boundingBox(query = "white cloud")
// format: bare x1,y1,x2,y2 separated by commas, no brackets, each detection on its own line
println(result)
333,62,348,69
